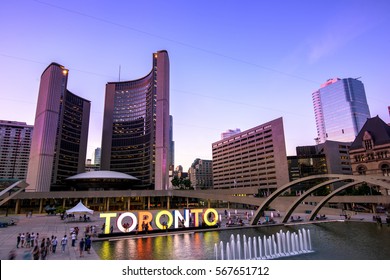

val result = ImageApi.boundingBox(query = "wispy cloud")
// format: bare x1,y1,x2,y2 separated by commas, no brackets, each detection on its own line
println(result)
307,7,382,63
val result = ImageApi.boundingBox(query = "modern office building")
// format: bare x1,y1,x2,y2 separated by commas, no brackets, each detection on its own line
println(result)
349,116,390,176
312,78,371,144
101,50,171,190
94,147,101,165
316,140,352,174
289,140,352,180
26,63,91,192
0,120,33,180
287,141,352,195
212,117,289,189
287,153,328,195
287,154,328,182
85,160,100,172
188,158,213,189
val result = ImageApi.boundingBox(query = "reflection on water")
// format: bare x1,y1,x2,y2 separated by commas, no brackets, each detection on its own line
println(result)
93,222,390,260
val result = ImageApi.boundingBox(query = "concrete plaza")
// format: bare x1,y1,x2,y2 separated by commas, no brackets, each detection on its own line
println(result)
0,213,101,260
0,209,383,260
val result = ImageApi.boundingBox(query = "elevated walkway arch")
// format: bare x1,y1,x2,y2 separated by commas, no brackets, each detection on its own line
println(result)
0,180,29,207
250,174,390,225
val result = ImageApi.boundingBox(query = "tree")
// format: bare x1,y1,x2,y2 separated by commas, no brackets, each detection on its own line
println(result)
171,176,193,190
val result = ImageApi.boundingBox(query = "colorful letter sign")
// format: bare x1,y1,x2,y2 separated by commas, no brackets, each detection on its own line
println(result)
99,208,219,234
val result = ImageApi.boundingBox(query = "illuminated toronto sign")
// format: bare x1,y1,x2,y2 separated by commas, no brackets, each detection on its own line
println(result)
100,208,219,234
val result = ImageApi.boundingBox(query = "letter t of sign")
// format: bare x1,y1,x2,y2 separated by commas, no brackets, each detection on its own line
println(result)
100,213,117,234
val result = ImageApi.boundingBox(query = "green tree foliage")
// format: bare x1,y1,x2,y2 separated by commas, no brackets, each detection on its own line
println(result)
171,176,193,190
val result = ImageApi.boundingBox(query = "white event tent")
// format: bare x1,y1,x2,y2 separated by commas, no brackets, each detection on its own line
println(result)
65,200,94,215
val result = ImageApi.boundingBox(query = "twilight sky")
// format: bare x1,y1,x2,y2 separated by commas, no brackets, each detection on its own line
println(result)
0,0,389,170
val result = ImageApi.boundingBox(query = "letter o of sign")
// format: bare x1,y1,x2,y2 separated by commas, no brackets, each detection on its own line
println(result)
155,210,173,229
203,208,218,226
117,212,138,233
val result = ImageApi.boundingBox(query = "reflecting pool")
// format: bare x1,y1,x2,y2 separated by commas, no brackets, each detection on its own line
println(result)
93,221,390,260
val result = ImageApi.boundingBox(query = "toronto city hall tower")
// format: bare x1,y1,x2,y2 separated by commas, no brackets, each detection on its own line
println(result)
26,63,91,192
101,50,171,190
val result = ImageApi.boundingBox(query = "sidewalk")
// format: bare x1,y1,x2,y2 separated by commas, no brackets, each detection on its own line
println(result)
0,214,100,260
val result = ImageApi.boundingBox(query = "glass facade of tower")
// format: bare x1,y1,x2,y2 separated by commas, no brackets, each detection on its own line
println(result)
312,78,371,143
110,75,155,185
52,90,91,186
101,51,170,190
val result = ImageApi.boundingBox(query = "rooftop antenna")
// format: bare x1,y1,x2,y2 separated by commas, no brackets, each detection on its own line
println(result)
119,65,121,81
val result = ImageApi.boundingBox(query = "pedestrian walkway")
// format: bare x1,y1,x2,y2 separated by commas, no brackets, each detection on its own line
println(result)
0,213,100,260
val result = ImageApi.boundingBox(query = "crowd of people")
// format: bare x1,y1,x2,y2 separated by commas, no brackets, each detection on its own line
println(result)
11,225,95,260
14,232,60,260
69,226,93,257
372,214,390,226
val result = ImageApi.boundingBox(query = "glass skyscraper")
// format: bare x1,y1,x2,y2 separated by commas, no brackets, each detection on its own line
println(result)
312,78,371,144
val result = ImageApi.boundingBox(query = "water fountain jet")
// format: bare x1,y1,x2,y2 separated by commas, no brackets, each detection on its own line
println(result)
215,228,313,260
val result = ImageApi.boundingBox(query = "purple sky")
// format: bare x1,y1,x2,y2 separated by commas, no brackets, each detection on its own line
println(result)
1,0,389,170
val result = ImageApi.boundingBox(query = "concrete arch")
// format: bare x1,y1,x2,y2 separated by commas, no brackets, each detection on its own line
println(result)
0,180,29,207
308,181,361,221
250,174,390,225
281,178,344,223
250,175,343,225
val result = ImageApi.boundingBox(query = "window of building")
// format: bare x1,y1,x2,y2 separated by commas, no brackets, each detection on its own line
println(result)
381,164,390,177
362,131,374,151
357,165,367,175
364,140,373,150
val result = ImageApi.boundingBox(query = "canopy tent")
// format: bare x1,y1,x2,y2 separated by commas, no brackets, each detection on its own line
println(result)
65,200,94,215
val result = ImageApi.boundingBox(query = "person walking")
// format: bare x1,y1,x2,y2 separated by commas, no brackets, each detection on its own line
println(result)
71,231,77,247
30,232,35,248
51,236,58,253
79,238,85,257
61,235,68,253
32,245,40,260
40,239,47,260
35,233,39,247
46,237,51,256
25,233,31,248
20,233,25,248
16,233,21,248
85,235,91,254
